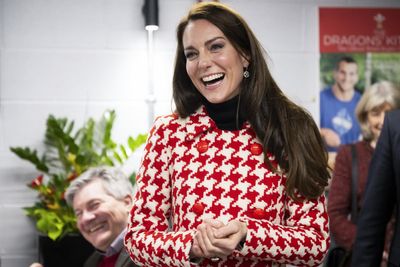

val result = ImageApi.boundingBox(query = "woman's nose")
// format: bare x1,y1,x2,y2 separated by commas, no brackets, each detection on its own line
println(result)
198,52,212,69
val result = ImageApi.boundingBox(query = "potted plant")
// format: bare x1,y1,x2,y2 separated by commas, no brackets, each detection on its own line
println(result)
10,110,147,266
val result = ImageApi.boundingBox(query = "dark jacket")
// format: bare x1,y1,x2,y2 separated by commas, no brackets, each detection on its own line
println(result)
84,249,136,267
351,109,400,267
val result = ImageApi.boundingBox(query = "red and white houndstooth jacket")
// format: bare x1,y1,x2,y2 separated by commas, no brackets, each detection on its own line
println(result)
124,107,330,267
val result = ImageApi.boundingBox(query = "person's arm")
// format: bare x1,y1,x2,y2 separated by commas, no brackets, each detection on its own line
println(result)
327,145,356,250
124,116,196,267
351,113,396,267
320,128,341,148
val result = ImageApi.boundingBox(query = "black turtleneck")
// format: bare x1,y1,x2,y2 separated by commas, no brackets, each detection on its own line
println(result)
202,95,246,131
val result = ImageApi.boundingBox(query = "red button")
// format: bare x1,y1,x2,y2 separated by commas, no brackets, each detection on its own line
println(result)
253,208,266,219
196,140,208,153
192,203,205,215
250,143,263,155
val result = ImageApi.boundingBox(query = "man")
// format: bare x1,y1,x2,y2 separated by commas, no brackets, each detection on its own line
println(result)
351,109,400,266
320,56,362,153
31,167,136,267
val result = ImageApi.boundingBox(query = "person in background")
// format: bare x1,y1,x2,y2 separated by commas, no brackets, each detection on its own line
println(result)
124,2,330,266
328,81,400,266
320,56,362,169
351,107,400,266
30,167,136,267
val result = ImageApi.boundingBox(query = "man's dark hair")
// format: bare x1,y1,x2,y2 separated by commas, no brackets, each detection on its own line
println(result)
335,56,357,70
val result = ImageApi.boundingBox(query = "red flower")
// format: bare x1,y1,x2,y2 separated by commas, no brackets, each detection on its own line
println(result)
30,174,43,188
67,172,78,182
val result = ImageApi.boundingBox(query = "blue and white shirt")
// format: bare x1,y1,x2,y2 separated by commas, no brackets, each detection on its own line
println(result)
320,87,362,152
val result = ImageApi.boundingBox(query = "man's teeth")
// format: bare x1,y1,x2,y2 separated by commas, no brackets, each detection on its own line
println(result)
89,224,104,233
202,73,223,82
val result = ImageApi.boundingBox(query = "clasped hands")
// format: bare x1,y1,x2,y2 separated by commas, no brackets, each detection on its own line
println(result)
190,219,247,261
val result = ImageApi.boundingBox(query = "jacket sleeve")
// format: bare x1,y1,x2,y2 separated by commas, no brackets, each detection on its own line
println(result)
235,185,330,266
327,145,356,250
351,113,397,267
124,116,196,267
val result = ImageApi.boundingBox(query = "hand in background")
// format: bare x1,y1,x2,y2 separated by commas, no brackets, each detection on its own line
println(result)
320,128,341,148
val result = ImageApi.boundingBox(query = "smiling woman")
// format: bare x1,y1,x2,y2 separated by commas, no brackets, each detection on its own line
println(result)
124,2,331,266
182,19,248,104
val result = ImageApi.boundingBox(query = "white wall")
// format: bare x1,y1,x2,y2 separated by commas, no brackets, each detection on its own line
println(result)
1,0,399,266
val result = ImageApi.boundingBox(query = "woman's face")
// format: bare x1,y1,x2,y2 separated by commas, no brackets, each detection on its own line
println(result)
182,19,248,104
367,102,393,142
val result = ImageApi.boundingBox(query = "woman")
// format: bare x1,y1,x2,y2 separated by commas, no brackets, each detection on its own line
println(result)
125,2,330,266
328,81,400,265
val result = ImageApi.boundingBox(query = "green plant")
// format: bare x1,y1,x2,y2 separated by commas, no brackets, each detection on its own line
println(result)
10,110,147,240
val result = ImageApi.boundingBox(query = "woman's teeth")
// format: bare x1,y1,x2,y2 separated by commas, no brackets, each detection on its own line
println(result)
202,73,224,83
202,73,224,86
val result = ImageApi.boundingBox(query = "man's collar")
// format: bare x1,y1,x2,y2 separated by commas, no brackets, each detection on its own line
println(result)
96,228,127,257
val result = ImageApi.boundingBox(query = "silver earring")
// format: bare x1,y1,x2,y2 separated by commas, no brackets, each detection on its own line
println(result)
243,68,250,78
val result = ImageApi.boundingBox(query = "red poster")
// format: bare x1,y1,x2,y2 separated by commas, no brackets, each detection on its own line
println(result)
320,8,400,53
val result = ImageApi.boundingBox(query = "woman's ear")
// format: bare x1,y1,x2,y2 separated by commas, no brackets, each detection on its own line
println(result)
241,54,250,68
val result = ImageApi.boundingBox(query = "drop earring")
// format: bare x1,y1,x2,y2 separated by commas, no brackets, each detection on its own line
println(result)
243,68,250,78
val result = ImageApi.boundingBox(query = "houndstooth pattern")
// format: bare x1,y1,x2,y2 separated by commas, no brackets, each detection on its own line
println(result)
124,106,329,267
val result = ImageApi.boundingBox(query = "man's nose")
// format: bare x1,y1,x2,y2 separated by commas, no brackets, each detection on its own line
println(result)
81,210,95,222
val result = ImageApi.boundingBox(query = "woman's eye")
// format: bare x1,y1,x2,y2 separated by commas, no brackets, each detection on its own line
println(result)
185,51,197,60
369,109,381,116
210,43,224,51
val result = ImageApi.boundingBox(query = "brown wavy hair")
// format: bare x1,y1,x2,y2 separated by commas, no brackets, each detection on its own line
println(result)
172,2,329,199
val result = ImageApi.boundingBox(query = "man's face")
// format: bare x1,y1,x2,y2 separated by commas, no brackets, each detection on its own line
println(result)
72,180,131,251
334,61,359,92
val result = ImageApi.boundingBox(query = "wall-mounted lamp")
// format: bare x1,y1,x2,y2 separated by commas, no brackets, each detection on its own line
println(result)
142,0,159,31
142,0,159,128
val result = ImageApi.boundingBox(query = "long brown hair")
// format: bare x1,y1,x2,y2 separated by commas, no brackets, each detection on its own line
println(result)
172,2,329,199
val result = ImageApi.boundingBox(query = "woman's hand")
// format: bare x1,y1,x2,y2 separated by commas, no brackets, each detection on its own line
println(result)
192,219,247,261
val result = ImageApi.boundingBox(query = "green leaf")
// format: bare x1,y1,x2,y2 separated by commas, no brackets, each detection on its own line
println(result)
113,151,123,164
120,145,128,159
129,172,136,185
128,133,148,152
102,110,117,149
34,209,64,240
10,147,49,172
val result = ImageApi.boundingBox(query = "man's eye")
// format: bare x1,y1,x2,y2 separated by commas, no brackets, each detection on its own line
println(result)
88,201,101,211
